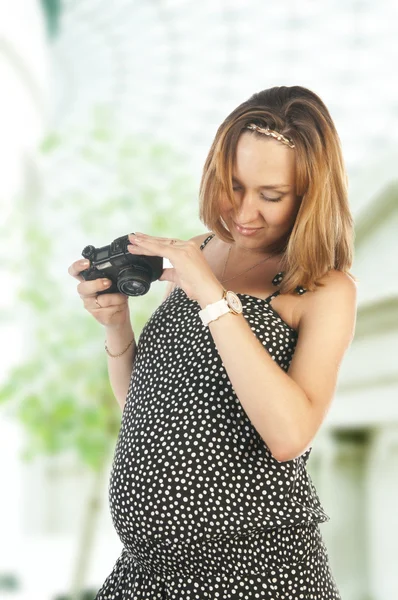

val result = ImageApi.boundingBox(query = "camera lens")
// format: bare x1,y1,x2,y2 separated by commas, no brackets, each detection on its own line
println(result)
118,266,151,296
121,280,148,295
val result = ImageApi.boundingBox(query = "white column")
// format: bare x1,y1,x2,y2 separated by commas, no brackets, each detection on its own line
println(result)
308,429,369,599
366,425,398,600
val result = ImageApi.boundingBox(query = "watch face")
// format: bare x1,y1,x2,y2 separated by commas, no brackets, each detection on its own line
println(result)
225,291,243,314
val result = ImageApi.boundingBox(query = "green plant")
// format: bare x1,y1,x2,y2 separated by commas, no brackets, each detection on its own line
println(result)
0,105,201,599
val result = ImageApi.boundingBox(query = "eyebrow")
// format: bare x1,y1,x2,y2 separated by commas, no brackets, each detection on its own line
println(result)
232,176,291,190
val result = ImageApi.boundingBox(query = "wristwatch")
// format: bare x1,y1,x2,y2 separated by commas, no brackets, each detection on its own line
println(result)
199,288,243,326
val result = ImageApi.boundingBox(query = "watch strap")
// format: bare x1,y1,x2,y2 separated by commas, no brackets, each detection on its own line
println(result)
199,297,230,326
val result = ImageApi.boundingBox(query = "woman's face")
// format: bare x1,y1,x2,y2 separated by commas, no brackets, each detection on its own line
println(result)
219,131,300,256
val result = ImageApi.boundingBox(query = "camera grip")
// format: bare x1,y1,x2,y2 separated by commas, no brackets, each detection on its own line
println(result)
80,266,119,296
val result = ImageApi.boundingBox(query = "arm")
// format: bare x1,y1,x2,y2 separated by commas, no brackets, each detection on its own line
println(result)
105,318,137,411
196,270,357,462
106,278,181,410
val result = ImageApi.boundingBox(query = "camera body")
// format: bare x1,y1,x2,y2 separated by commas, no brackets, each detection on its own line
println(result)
80,234,163,296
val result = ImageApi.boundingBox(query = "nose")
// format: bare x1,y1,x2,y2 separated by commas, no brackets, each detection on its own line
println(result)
234,192,262,225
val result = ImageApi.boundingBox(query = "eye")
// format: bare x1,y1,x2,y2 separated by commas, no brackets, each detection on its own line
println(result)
232,185,282,202
261,194,282,202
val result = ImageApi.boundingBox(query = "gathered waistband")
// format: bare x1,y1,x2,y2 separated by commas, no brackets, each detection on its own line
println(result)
95,522,341,600
124,520,324,581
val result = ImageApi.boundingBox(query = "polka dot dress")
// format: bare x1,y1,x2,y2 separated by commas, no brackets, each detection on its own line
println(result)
95,233,342,599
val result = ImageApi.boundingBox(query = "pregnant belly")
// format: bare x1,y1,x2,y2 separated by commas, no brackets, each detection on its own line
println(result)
107,420,300,551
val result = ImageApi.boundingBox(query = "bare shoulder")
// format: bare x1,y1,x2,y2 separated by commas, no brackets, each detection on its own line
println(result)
313,269,356,302
297,269,358,343
309,269,357,298
188,231,214,250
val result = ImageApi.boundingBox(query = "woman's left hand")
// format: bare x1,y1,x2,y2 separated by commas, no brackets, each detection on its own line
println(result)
127,232,224,304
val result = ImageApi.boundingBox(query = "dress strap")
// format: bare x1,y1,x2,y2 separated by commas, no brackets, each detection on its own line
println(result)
200,232,216,251
264,290,280,303
264,271,307,303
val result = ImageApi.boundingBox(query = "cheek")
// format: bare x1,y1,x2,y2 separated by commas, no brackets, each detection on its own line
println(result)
278,208,299,232
263,204,293,227
219,194,233,213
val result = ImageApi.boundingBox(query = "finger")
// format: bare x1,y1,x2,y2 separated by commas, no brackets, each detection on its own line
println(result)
127,238,157,256
127,238,181,259
77,278,113,298
91,296,105,311
135,233,179,243
68,259,91,281
128,233,183,246
83,293,126,311
127,244,154,256
85,302,125,318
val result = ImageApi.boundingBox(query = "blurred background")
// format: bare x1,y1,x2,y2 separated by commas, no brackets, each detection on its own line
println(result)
1,0,397,598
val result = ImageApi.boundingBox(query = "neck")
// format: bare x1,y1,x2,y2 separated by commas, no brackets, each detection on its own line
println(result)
229,241,282,263
223,244,283,282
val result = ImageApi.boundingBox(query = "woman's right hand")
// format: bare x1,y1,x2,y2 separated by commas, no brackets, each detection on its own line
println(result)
68,258,130,329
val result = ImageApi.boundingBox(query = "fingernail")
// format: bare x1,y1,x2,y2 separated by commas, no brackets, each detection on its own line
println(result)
102,279,111,287
82,260,89,266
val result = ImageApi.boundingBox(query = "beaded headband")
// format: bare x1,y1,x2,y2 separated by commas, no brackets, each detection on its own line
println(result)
245,123,295,149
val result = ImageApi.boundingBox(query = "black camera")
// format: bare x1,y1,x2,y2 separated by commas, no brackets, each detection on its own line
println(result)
80,234,163,296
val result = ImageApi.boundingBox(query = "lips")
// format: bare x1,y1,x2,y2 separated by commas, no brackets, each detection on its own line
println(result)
235,223,261,230
234,222,262,235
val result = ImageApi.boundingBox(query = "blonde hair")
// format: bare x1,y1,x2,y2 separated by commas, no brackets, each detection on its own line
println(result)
198,85,356,294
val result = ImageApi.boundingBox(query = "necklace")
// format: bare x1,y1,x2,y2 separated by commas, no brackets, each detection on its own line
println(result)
220,244,278,284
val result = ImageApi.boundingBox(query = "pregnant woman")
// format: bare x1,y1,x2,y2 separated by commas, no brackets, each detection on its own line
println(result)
68,85,357,599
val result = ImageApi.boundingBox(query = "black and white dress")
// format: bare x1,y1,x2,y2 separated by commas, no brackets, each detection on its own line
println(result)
95,233,342,599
